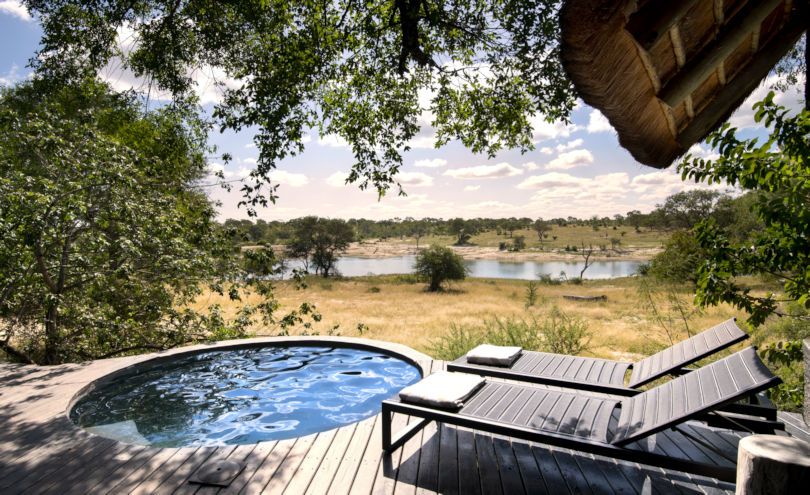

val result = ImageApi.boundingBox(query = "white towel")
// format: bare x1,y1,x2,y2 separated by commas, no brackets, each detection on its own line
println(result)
466,344,522,366
399,371,485,409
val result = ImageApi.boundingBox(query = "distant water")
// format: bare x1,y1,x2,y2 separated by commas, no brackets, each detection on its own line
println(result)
281,255,641,281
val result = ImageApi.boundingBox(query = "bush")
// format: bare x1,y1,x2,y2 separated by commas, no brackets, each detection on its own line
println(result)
543,308,592,355
427,308,591,360
646,231,706,283
414,244,468,291
536,273,561,285
524,281,540,308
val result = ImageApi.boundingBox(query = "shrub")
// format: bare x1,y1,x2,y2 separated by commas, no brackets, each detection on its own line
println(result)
646,231,706,283
536,274,561,285
427,309,591,361
426,322,485,361
543,308,592,355
414,244,468,291
524,281,539,308
367,286,381,293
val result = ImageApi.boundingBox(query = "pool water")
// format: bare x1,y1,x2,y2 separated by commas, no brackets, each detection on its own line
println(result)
70,346,421,447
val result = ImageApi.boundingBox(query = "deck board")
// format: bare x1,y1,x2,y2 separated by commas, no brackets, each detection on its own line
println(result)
2,346,802,494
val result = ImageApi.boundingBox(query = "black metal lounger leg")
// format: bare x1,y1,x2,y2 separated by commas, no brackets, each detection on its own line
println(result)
381,402,433,453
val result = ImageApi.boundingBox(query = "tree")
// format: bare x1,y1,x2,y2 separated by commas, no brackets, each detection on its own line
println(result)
414,245,467,291
448,218,475,245
289,217,355,277
0,79,274,364
654,190,722,231
27,0,576,210
679,93,809,326
532,219,551,242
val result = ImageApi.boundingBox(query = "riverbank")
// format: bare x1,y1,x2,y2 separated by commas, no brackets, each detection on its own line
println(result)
343,241,660,261
263,240,661,262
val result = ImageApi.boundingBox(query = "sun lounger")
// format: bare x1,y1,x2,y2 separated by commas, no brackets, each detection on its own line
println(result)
447,318,748,395
382,347,781,482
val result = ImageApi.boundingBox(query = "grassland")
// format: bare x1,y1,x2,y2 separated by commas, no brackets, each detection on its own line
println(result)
376,224,667,251
192,274,772,362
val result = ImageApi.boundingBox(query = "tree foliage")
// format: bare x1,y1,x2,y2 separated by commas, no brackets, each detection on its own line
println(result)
679,93,809,326
288,217,355,277
0,79,318,364
414,244,467,291
24,0,575,211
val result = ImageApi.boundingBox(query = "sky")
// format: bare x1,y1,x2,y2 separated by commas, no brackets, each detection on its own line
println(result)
1,2,805,222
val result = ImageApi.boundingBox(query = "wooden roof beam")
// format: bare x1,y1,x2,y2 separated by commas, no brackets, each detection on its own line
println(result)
658,0,785,109
626,0,699,51
677,13,808,150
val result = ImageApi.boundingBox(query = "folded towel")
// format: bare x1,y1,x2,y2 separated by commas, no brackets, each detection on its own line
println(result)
466,344,522,366
399,371,485,409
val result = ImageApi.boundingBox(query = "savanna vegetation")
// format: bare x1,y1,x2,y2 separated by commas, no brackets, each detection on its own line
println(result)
2,1,806,415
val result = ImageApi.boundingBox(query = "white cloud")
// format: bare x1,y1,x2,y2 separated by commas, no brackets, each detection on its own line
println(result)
686,143,720,162
522,161,540,171
539,147,554,155
414,158,447,168
0,64,22,86
556,138,584,152
301,134,312,144
242,157,258,165
444,162,523,179
545,149,594,170
207,162,225,175
464,185,481,191
530,115,575,143
318,134,350,148
517,172,584,190
727,73,806,129
268,170,309,187
0,1,31,21
396,171,434,187
244,143,256,148
326,171,350,187
587,110,613,133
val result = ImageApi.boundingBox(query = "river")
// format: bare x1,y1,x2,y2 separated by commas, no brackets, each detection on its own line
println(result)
281,255,641,280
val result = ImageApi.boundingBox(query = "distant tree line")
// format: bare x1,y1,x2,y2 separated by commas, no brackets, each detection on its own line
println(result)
220,189,751,248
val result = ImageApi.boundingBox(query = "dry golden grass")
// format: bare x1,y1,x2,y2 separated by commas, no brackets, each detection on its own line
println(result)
191,274,771,362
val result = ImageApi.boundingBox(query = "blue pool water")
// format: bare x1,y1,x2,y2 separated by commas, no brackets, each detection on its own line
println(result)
70,346,421,447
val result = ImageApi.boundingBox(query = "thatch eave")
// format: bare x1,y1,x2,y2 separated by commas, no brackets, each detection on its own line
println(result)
560,0,808,169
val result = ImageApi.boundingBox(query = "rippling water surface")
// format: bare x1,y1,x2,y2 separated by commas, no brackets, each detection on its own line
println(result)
71,346,421,447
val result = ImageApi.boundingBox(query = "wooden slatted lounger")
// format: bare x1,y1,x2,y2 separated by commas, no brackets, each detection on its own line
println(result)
382,347,781,483
447,318,748,395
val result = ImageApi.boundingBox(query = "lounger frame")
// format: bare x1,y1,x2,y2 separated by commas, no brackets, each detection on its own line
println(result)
383,347,781,483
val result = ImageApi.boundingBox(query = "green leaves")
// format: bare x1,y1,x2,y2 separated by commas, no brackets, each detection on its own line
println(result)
25,0,575,207
678,95,810,326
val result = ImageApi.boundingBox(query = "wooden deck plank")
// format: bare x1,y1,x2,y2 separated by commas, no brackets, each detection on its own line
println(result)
261,433,318,494
492,436,525,495
455,428,482,495
511,440,546,493
236,437,296,494
414,421,440,495
281,429,338,495
327,416,377,495
435,424,459,495
473,432,502,495
194,444,256,495
548,446,594,494
529,443,569,494
304,423,357,495
129,447,202,495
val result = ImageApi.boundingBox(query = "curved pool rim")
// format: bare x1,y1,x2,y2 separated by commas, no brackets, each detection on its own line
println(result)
65,336,431,445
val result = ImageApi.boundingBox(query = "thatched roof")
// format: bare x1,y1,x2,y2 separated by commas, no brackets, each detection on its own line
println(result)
560,0,808,168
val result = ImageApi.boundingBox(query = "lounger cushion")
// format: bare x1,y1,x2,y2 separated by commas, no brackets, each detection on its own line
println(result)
466,344,523,366
399,371,486,410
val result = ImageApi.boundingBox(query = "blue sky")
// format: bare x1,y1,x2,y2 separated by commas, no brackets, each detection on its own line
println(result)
1,2,804,221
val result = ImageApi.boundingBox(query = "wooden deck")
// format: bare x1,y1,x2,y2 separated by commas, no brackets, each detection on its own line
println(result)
1,337,808,494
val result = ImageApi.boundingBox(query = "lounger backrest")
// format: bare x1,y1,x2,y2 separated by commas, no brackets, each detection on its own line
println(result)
627,318,748,388
612,346,779,446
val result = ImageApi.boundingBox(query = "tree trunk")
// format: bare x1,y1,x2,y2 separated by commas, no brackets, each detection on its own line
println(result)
44,300,60,365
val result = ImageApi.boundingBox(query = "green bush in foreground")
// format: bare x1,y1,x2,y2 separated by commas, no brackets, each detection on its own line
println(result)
427,307,591,361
